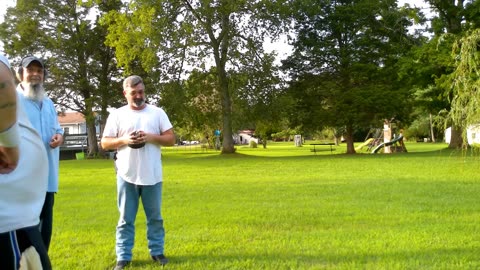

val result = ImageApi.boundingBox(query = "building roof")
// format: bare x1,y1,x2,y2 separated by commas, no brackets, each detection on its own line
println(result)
58,112,85,124
238,129,255,135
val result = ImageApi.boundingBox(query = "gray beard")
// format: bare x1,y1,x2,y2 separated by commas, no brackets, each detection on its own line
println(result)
133,98,145,107
23,83,45,102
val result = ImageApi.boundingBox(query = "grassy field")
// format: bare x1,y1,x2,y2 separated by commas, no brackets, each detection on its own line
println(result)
50,142,480,269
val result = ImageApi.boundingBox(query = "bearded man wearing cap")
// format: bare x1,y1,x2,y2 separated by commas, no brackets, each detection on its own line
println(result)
16,56,64,252
0,54,52,269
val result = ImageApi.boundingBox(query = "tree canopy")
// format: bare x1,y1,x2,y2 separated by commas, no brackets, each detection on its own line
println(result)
282,0,422,153
101,0,288,153
2,0,479,155
449,29,480,133
0,0,125,156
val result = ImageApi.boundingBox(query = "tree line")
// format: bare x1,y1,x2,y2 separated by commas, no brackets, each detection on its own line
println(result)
1,0,478,155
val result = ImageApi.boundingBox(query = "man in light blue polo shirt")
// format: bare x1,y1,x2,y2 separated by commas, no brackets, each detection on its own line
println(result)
16,56,64,252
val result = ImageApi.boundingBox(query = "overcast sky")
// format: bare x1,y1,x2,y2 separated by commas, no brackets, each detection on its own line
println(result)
0,0,15,21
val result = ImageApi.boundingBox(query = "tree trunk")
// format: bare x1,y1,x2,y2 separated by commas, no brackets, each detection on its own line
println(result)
429,114,436,143
217,67,235,154
448,124,463,149
86,117,99,157
207,11,235,154
345,124,356,154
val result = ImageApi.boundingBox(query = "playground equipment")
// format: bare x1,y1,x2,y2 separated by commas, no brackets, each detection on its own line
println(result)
371,134,407,154
355,128,383,152
358,119,407,154
355,138,374,151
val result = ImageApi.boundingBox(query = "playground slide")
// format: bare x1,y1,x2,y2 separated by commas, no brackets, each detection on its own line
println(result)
371,135,404,154
355,138,374,151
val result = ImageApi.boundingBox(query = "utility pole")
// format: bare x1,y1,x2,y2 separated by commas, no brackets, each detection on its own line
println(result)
429,113,436,143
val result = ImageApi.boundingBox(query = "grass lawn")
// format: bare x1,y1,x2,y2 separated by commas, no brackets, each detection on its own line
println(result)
51,141,480,269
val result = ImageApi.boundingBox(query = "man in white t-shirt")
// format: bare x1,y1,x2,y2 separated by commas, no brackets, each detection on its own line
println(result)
101,75,175,270
0,54,51,269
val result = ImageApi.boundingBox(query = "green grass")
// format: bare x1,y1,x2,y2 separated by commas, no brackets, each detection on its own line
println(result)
50,142,480,269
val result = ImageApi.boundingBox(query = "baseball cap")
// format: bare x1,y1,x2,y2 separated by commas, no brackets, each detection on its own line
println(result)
0,54,11,69
21,56,44,68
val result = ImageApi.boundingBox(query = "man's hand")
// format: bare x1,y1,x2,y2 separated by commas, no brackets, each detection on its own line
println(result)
102,130,148,150
49,134,64,148
130,130,146,144
128,130,146,149
0,147,19,173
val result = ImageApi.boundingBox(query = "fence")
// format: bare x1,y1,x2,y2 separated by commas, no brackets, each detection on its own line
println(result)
61,133,88,150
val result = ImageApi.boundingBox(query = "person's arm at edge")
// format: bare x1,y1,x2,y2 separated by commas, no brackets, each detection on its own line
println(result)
0,58,19,172
0,69,16,131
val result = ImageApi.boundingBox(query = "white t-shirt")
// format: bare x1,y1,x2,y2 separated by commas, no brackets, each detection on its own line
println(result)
0,94,48,233
103,104,173,185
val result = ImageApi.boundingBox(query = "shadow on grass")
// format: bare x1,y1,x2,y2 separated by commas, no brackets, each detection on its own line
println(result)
117,246,479,269
164,147,471,162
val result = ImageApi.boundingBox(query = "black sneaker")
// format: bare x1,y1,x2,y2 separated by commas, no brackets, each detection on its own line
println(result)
151,254,169,265
113,260,130,270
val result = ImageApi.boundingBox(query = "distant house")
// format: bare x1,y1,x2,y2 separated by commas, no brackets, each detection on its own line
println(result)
445,125,480,145
58,112,86,135
233,129,258,145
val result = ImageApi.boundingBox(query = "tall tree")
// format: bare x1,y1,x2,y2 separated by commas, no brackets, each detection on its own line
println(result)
159,52,283,148
397,33,454,142
448,29,480,142
102,0,287,153
164,69,223,143
425,0,475,148
283,0,420,153
230,52,285,148
0,0,124,156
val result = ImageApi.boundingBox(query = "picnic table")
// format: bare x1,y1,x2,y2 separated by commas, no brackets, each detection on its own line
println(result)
310,142,335,154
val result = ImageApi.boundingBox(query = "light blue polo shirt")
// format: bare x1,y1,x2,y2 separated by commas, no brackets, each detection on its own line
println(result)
17,85,63,192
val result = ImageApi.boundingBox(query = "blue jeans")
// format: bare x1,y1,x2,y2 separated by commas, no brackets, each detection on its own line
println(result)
116,176,165,261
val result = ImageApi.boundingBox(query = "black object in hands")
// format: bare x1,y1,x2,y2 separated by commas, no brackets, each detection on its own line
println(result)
128,131,146,149
128,142,145,149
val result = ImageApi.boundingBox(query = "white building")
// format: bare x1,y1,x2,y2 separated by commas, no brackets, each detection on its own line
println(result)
444,125,480,145
58,112,87,135
233,130,259,145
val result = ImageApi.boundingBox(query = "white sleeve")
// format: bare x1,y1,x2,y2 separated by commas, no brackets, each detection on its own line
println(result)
159,109,173,133
102,111,118,138
0,123,20,147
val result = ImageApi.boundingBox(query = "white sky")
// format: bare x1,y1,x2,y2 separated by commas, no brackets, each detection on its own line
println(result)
0,0,16,51
0,0,15,21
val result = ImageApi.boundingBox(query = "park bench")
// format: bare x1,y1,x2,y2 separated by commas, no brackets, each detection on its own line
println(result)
310,142,335,154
